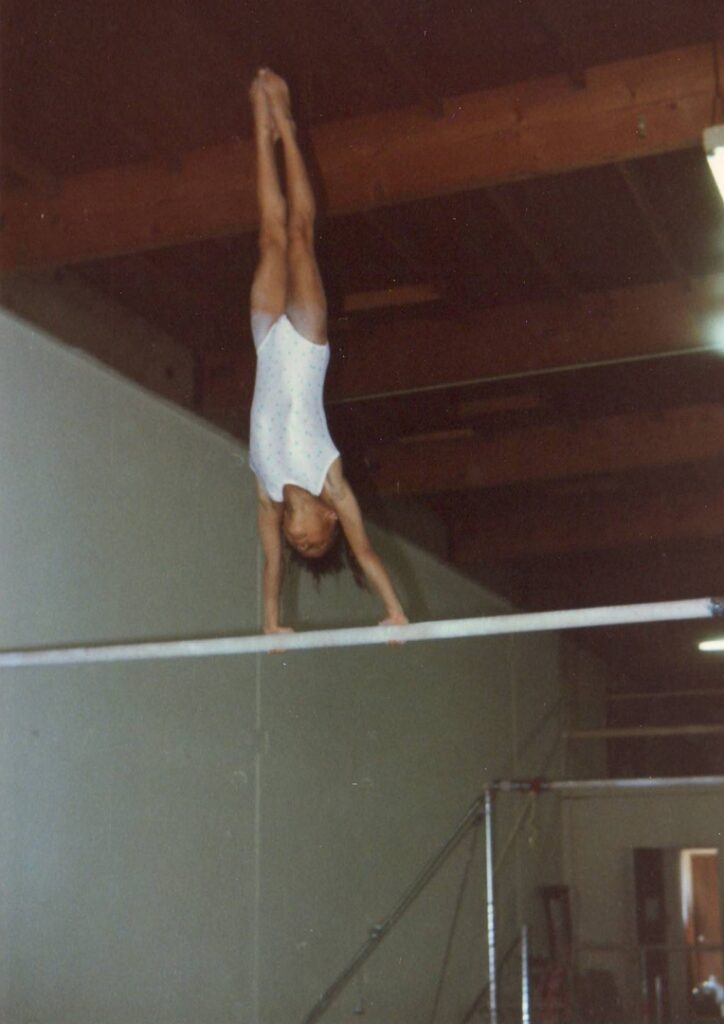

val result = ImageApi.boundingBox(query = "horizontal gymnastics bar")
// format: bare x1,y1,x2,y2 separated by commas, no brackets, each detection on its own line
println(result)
492,775,724,792
0,596,721,669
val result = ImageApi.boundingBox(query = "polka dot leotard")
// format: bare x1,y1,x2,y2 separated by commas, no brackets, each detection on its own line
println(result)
249,315,340,501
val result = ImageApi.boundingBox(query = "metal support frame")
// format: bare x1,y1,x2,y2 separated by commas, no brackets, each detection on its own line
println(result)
300,795,486,1024
521,924,531,1024
492,775,724,794
298,774,724,1024
484,787,498,1024
485,773,724,1024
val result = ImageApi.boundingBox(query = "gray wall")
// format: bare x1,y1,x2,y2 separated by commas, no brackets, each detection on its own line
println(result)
0,306,606,1023
0,309,258,1024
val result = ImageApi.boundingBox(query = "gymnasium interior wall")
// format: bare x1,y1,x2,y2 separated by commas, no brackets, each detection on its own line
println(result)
0,304,607,1023
562,788,724,1015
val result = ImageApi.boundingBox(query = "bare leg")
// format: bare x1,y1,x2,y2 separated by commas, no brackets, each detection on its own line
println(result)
262,70,328,345
249,71,287,347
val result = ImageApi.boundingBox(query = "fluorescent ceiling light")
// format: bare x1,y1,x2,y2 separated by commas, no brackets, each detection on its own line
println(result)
704,126,724,200
698,638,724,652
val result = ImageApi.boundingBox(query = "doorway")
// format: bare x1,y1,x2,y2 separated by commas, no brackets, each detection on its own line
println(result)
634,847,723,1022
681,849,723,1017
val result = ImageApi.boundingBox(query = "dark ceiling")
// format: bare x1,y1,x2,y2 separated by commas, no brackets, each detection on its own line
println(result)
2,0,724,774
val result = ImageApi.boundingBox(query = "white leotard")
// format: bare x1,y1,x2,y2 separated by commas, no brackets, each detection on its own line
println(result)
249,315,340,502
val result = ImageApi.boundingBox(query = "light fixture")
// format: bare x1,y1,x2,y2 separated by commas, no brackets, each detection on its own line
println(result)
704,125,724,201
699,637,724,652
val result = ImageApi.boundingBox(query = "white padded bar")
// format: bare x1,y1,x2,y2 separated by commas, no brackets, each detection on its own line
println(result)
0,597,720,669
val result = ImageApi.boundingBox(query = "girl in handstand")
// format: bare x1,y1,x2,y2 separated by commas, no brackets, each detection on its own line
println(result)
248,69,408,637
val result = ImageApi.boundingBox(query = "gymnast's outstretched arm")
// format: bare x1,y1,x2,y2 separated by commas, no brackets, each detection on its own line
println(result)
325,462,408,626
256,481,293,635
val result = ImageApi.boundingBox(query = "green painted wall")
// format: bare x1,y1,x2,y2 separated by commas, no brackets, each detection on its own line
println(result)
0,308,606,1023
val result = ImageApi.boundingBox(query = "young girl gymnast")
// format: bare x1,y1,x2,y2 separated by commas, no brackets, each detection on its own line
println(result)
248,69,408,637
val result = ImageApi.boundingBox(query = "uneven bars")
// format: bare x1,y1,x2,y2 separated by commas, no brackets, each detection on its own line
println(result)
0,596,721,669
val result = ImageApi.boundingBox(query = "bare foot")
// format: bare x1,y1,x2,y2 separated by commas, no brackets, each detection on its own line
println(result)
259,68,295,136
249,71,278,142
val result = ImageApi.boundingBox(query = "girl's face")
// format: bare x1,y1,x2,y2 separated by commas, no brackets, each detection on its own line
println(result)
283,498,338,557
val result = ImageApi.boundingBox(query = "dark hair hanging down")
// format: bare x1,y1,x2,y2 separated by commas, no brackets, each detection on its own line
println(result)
286,526,367,590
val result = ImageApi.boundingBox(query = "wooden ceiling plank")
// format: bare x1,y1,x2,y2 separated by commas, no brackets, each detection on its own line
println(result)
359,210,446,295
482,186,577,298
202,272,721,412
76,256,207,349
342,283,442,312
346,0,444,116
452,483,724,561
526,0,587,89
1,40,720,271
616,161,691,289
489,540,724,614
367,402,724,496
1,142,59,195
328,273,719,402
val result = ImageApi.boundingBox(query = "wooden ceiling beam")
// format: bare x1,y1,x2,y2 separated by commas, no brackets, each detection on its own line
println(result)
526,0,587,89
451,483,724,562
1,142,59,195
341,283,441,313
615,161,690,289
474,539,724,614
482,186,577,298
1,41,719,271
358,210,447,298
202,272,721,412
347,0,444,116
367,402,724,496
76,253,224,352
328,272,721,401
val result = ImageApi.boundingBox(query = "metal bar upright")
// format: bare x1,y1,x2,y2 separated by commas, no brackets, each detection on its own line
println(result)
521,924,531,1024
484,787,498,1024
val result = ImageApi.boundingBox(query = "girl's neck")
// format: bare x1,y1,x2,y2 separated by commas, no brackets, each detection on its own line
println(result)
283,484,311,509
284,484,334,513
